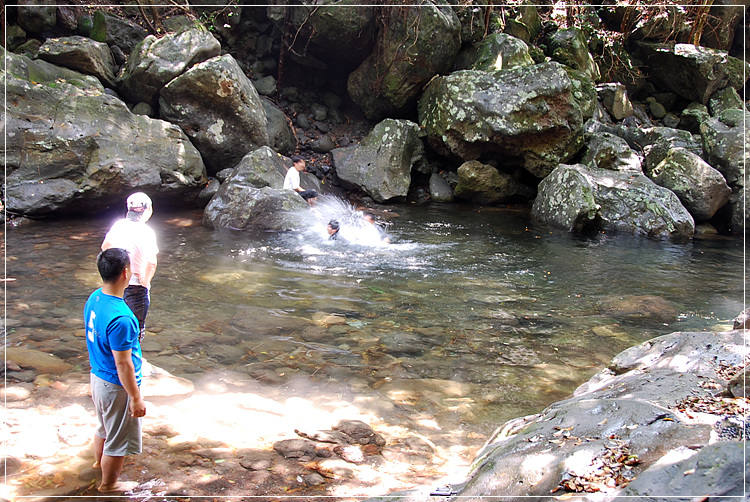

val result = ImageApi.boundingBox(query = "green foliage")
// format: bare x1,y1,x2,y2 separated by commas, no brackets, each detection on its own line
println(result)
196,2,239,34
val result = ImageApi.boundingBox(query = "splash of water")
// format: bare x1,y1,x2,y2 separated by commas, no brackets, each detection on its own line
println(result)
127,478,167,501
300,195,392,247
237,195,428,278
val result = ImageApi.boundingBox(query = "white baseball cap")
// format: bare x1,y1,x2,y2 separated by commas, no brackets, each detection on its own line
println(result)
126,192,152,212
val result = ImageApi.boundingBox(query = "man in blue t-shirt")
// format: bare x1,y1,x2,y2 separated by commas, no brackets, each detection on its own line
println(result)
85,248,146,493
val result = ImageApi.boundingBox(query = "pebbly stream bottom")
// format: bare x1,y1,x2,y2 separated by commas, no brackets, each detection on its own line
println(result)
4,198,745,497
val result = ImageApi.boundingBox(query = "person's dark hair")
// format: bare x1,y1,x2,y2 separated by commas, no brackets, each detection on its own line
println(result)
291,155,304,164
97,248,130,283
328,220,340,230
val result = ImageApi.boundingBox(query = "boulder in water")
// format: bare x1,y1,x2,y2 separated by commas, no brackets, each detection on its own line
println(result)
531,163,695,240
4,348,73,374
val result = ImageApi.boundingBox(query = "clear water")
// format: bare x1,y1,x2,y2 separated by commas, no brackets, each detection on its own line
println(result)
4,199,745,441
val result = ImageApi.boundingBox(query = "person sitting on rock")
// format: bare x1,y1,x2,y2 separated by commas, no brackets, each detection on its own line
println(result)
283,155,318,206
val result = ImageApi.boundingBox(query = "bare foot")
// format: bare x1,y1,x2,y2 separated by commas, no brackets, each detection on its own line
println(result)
97,481,139,493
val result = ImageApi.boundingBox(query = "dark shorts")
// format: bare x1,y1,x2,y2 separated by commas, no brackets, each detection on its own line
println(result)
299,190,318,201
124,285,149,341
91,373,142,456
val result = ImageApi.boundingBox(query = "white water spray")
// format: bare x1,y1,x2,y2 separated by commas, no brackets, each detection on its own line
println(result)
300,195,392,247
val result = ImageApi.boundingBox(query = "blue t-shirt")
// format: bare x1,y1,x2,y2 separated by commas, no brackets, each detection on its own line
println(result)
84,288,142,386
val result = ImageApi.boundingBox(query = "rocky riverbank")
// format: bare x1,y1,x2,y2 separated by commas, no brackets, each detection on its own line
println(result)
4,4,749,239
3,320,747,501
367,327,749,501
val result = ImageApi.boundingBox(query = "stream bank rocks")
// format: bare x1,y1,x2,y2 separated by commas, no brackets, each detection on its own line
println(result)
531,163,695,241
332,119,428,203
347,4,461,121
274,420,385,465
4,6,749,238
3,47,207,217
367,328,749,501
117,25,221,107
418,62,589,178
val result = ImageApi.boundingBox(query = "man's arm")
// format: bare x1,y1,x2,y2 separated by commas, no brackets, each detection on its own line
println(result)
139,257,157,289
112,349,147,417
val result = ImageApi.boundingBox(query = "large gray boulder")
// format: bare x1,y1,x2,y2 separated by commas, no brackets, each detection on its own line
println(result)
419,62,589,178
531,164,695,240
159,54,271,175
700,109,749,232
2,49,206,217
580,132,643,173
366,329,749,501
117,25,221,106
226,147,287,189
220,146,320,195
649,148,731,222
203,148,307,231
37,36,117,88
261,98,296,156
637,42,749,104
204,186,307,231
454,161,535,204
347,2,461,120
332,119,428,203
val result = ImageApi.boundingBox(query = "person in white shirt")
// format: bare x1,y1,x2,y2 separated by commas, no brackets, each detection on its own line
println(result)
283,155,318,206
101,192,159,341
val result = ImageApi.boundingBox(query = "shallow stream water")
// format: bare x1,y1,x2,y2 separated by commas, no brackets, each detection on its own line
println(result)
4,198,745,494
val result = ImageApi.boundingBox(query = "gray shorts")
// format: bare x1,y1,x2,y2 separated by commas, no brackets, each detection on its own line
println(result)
91,373,142,456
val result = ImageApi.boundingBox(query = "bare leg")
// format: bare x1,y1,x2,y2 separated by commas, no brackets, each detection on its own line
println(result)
93,436,104,468
98,455,137,493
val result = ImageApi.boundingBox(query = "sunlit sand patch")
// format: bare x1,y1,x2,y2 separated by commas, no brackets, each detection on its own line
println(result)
377,378,476,410
197,269,270,296
164,216,200,227
148,388,379,451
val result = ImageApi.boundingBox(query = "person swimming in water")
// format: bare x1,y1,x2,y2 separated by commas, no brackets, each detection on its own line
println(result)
362,212,390,244
327,220,340,240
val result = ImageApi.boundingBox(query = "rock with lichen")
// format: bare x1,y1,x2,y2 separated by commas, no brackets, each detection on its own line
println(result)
332,119,428,203
418,62,591,178
531,163,694,240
